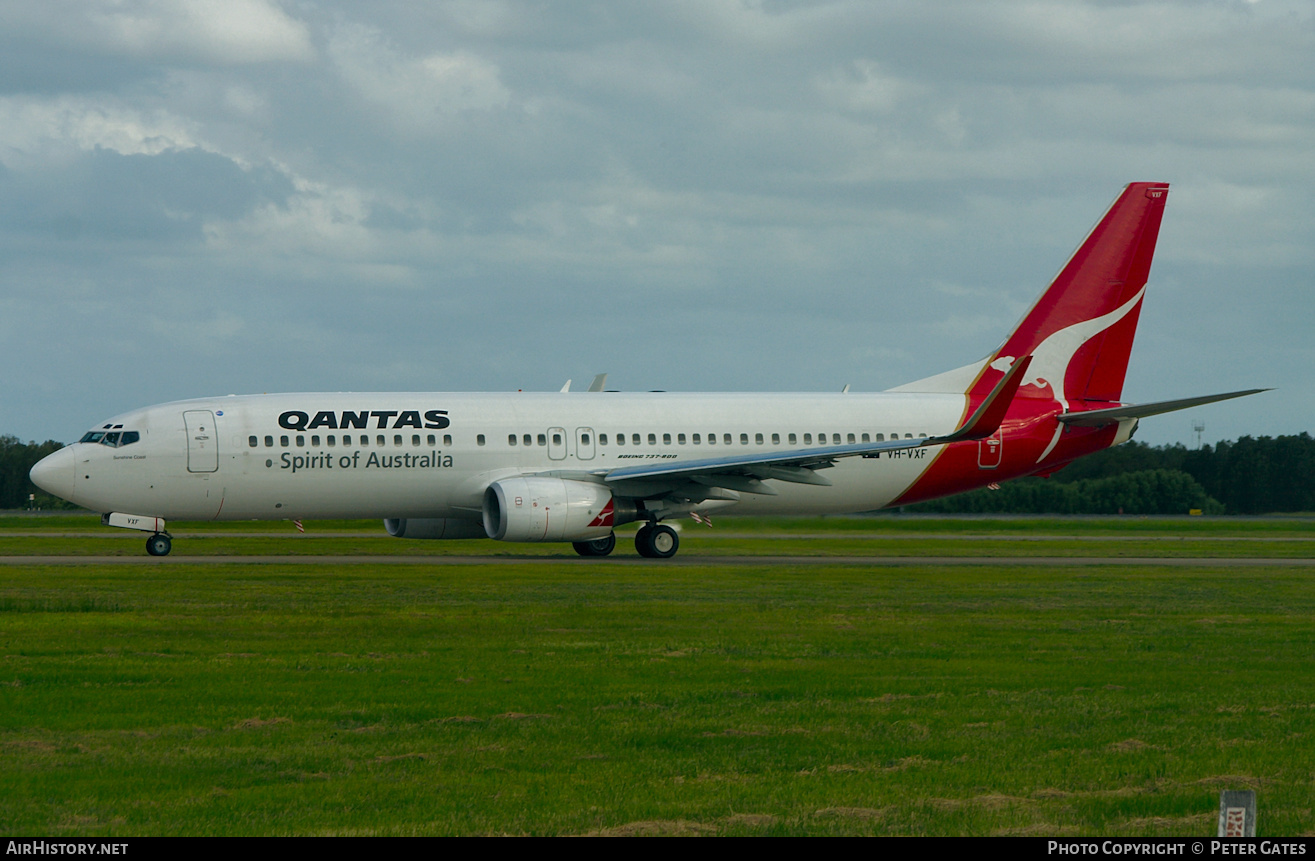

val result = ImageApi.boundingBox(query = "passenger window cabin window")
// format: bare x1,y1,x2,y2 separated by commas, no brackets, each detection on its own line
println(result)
678,433,686,444
377,435,385,446
662,433,671,445
862,433,870,443
281,435,290,447
311,435,320,446
740,433,748,445
755,433,764,445
581,433,591,445
394,435,402,446
553,432,562,445
788,433,797,445
693,433,701,444
600,434,608,445
523,434,532,446
847,433,855,444
296,435,305,447
444,435,452,446
804,433,812,444
265,435,274,447
648,433,657,445
616,434,625,446
328,435,336,446
249,435,258,447
632,434,641,445
771,433,780,445
509,434,518,446
477,434,486,446
427,435,435,446
708,434,716,445
723,434,732,445
537,434,547,446
412,435,421,446
832,433,840,445
875,433,884,441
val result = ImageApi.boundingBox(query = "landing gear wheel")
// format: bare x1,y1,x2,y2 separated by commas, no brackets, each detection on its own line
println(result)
573,532,616,557
635,525,655,557
146,533,172,557
635,523,679,559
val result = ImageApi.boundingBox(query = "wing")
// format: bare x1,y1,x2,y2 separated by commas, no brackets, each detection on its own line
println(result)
598,356,1033,498
1057,389,1270,427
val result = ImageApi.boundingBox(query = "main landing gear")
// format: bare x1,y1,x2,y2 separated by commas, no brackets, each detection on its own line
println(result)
571,523,681,558
145,533,173,557
572,533,616,557
635,523,679,559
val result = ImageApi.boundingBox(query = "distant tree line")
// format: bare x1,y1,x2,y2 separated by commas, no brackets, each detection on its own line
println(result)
909,433,1315,515
0,436,80,510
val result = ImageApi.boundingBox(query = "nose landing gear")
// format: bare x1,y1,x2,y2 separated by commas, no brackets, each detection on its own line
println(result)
145,533,173,557
102,513,172,556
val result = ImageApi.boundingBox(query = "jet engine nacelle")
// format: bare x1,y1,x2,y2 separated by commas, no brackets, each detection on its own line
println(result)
482,476,633,542
384,518,487,539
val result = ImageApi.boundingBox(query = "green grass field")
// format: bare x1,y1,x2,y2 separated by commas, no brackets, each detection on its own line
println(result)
1,515,1312,835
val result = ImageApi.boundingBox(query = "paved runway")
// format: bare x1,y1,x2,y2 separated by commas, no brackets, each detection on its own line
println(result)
3,554,1314,566
7,531,1315,541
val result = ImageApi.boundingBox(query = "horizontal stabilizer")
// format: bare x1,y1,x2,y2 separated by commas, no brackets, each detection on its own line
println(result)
1057,389,1270,427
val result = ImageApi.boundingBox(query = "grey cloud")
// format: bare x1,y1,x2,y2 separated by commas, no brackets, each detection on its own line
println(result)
0,147,295,243
0,0,1311,449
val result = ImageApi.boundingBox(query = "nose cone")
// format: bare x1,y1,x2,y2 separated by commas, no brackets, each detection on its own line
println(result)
30,446,77,503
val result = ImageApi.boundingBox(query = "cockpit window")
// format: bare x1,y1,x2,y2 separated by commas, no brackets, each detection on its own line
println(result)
86,429,139,447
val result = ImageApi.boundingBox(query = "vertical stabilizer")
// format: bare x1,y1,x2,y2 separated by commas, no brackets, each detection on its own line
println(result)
969,182,1169,407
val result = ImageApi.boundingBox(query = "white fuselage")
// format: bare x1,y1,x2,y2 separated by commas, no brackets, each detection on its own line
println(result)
48,391,968,522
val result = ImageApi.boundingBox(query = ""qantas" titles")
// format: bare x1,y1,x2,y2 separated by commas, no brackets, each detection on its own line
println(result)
278,409,450,431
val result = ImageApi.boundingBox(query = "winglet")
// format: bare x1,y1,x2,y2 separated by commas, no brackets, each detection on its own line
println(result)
588,373,608,393
932,355,1032,444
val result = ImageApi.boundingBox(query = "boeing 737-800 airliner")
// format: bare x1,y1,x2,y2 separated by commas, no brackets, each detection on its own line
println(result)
30,183,1263,558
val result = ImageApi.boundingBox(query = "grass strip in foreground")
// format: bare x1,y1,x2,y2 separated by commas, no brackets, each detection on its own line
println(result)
1,560,1311,835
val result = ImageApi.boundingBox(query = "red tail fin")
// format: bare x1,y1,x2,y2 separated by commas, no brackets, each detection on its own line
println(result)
971,182,1169,406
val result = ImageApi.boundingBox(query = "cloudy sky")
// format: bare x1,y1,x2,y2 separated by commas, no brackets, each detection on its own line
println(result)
2,0,1311,447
